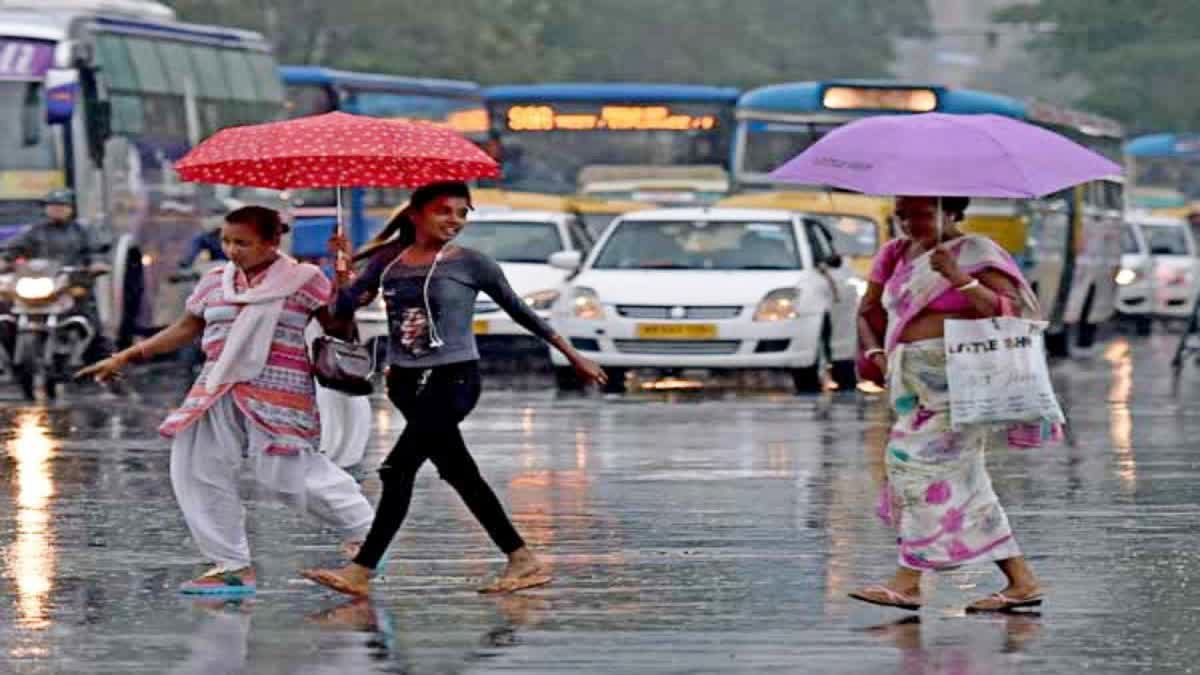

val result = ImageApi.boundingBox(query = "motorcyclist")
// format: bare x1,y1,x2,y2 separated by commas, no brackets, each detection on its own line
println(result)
1,189,94,267
1,188,110,361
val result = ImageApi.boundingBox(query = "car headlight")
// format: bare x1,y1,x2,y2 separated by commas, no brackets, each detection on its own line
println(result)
15,276,55,300
571,286,604,320
1116,268,1138,286
754,288,800,322
848,277,868,299
523,289,561,311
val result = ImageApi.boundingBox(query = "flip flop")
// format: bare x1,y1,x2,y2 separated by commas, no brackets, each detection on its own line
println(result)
848,585,922,611
477,567,553,595
300,568,369,597
180,566,256,596
966,592,1044,613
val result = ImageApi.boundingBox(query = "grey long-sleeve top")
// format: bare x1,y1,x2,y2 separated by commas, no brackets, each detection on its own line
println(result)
335,242,558,368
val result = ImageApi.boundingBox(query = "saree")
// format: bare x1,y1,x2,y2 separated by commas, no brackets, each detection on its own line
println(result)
874,235,1053,570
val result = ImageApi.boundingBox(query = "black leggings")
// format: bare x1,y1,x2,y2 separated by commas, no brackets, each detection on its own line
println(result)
353,361,525,569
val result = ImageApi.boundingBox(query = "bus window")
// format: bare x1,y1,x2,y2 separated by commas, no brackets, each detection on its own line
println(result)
109,94,144,134
187,45,229,101
220,50,257,103
142,94,187,140
125,37,169,95
95,34,139,91
156,41,193,96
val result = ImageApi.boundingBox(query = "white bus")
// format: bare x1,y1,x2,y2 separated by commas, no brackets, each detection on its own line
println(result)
0,0,283,344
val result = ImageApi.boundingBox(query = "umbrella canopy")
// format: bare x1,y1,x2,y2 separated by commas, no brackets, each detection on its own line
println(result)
175,111,500,189
768,112,1122,198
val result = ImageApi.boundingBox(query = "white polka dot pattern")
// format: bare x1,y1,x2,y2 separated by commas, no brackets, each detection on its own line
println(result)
175,111,500,188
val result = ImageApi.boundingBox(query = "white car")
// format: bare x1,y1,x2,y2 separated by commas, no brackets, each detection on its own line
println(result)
547,208,859,393
355,209,593,352
456,210,593,349
1117,214,1200,328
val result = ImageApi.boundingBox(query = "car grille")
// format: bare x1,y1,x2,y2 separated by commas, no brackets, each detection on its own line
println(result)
613,340,741,355
616,305,742,320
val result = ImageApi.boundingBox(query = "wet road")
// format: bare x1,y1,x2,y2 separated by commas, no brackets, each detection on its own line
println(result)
2,335,1199,673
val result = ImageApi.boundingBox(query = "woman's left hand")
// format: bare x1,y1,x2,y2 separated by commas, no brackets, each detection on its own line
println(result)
929,246,971,286
571,355,608,386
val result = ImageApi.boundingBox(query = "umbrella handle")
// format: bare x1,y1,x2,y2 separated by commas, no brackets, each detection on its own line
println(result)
334,185,349,275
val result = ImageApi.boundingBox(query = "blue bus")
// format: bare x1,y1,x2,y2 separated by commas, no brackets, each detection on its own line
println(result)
1125,133,1200,210
0,0,284,343
279,65,488,259
730,80,1126,355
484,83,739,206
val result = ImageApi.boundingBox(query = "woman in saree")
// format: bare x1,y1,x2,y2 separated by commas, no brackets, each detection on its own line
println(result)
849,195,1050,613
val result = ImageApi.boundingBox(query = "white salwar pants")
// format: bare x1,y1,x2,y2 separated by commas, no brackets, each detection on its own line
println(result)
170,395,374,570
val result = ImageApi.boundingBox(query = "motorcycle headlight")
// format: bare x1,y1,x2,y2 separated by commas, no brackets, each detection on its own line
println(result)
15,276,55,300
754,288,801,322
570,286,605,320
523,289,561,311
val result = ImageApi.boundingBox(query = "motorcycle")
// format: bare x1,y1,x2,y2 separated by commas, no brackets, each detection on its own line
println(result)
0,259,107,400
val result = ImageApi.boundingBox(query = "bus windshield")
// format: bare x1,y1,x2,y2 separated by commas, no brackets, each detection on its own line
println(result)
740,121,838,177
494,102,731,194
0,80,63,226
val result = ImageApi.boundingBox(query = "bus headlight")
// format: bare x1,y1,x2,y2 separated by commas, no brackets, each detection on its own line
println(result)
1115,268,1138,286
571,286,604,320
523,289,561,311
15,276,55,300
754,288,800,321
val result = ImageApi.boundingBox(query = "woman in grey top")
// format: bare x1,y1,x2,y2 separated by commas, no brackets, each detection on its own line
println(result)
302,181,605,596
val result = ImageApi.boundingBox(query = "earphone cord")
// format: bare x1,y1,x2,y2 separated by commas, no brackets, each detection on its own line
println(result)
423,248,445,348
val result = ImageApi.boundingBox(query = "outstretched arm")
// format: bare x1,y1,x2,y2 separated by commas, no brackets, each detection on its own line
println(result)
76,313,205,382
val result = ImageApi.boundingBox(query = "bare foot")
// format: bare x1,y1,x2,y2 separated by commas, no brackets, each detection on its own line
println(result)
301,564,371,597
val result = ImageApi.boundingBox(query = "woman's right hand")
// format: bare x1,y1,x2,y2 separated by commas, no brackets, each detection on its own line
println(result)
75,354,129,383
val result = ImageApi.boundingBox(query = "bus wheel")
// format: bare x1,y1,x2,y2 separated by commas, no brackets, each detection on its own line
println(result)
118,249,145,349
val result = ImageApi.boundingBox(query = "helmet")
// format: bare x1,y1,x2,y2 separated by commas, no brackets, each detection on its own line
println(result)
42,189,74,206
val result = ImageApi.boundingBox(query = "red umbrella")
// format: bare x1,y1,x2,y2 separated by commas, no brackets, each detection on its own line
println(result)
174,111,499,189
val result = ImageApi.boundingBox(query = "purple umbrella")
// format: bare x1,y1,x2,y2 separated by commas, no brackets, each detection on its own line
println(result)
768,112,1122,198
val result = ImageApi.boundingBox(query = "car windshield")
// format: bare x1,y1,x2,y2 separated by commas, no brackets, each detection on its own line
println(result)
1141,224,1191,255
815,214,879,258
592,220,801,270
456,221,564,263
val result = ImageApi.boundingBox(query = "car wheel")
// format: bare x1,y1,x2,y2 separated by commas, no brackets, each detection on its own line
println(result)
1135,316,1153,336
601,367,627,394
793,318,835,394
553,366,584,391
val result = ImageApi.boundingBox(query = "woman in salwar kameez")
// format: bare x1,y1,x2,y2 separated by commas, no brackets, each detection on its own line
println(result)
850,196,1052,613
80,206,374,594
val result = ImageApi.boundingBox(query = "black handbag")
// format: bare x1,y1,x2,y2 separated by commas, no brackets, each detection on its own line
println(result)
311,334,374,396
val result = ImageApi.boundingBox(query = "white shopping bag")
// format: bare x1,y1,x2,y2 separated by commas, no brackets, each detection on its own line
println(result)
944,317,1065,430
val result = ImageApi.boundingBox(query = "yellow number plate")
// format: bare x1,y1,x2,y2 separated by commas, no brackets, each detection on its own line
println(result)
473,320,489,334
635,323,718,339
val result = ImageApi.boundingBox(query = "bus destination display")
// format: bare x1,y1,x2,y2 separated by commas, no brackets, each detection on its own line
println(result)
505,104,719,132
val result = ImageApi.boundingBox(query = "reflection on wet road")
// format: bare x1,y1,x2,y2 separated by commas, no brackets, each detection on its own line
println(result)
2,336,1200,673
